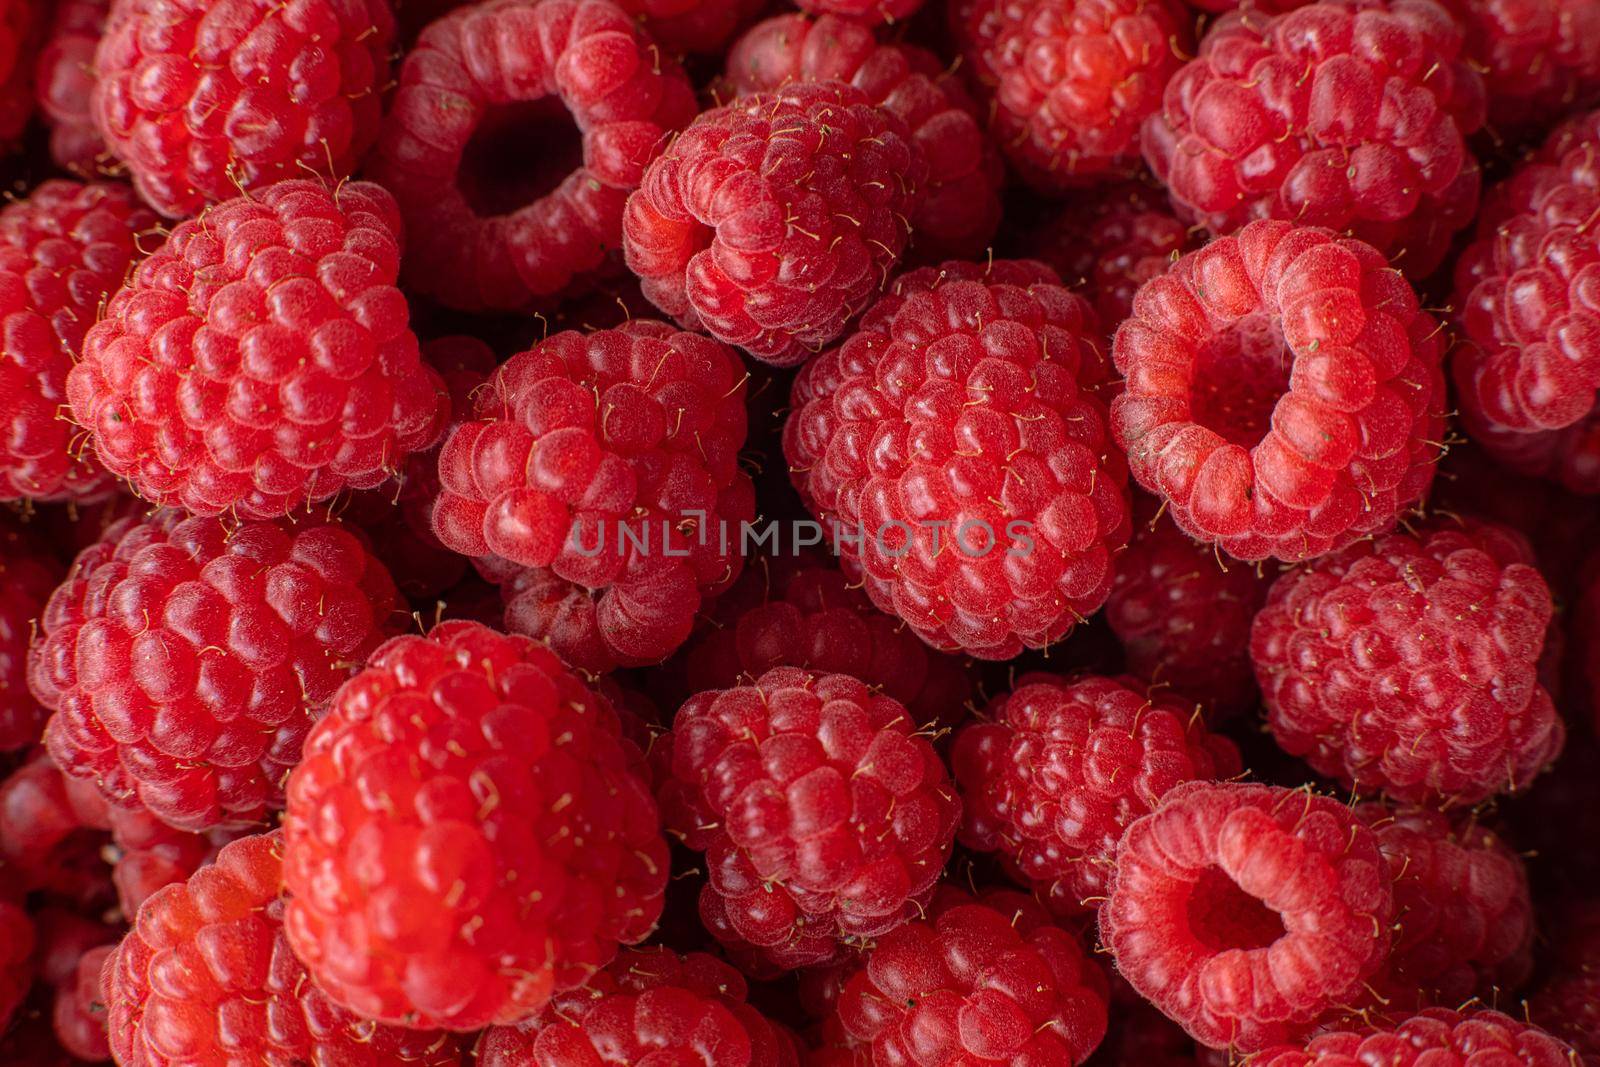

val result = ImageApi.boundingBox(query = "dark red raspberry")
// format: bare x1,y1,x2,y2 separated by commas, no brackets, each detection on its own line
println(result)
105,805,224,917
794,0,923,27
1092,984,1203,1067
282,621,669,1030
624,80,929,366
0,180,157,504
0,752,115,906
720,13,1003,259
1102,781,1395,1052
1144,0,1486,278
29,510,405,832
0,0,39,155
90,0,394,219
1250,1008,1581,1066
1250,517,1564,807
32,0,107,175
1441,0,1600,140
661,666,960,971
53,943,110,1061
31,907,115,990
0,899,31,1033
785,259,1131,659
617,0,767,54
431,320,754,674
1529,900,1600,1062
0,520,58,750
953,0,1191,191
370,0,696,312
69,179,448,520
952,673,1240,915
830,887,1110,1065
1110,220,1448,562
476,947,800,1065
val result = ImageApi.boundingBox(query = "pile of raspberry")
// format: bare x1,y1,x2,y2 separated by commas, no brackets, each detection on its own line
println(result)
2,0,1600,1064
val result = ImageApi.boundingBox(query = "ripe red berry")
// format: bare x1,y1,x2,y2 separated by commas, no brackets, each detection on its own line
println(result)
1528,900,1600,1062
32,0,108,175
794,0,923,27
1441,0,1600,140
52,943,110,1061
0,752,115,906
0,520,59,751
1250,1008,1580,1066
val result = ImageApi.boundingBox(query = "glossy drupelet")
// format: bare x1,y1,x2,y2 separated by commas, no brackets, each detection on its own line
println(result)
1441,0,1600,139
31,0,108,174
1250,1008,1581,1066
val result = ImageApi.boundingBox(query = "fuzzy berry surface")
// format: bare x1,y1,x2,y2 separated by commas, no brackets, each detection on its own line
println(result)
1101,781,1395,1052
32,0,108,175
1441,0,1600,140
1250,1008,1581,1066
0,519,58,750
90,0,394,219
1144,0,1486,278
952,673,1240,915
1110,220,1447,562
69,179,448,520
28,510,404,832
624,80,928,366
281,621,669,1031
1250,517,1564,807
785,259,1130,659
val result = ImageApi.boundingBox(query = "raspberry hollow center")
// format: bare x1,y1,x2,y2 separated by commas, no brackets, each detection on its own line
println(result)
1189,312,1292,449
1185,865,1286,952
457,98,586,217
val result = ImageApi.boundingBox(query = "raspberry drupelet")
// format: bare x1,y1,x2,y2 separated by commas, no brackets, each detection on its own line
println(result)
1250,517,1564,807
1441,0,1600,141
0,519,59,751
719,13,1003,259
1110,220,1447,562
369,0,697,313
1250,1008,1582,1066
784,259,1131,659
952,674,1241,915
623,80,929,366
53,943,111,1061
952,0,1192,192
660,666,961,971
1144,0,1486,278
28,510,405,832
68,179,448,520
32,0,108,175
281,621,669,1031
431,320,755,674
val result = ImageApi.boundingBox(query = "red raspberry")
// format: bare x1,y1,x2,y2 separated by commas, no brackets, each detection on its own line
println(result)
0,0,39,155
32,0,108,175
0,900,32,1034
1250,1008,1581,1066
1102,781,1395,1052
623,80,929,367
1529,900,1600,1062
69,179,448,520
53,943,110,1061
1456,409,1600,497
105,806,225,917
784,260,1131,659
0,752,114,905
1441,0,1600,140
1110,220,1448,562
661,667,960,971
953,0,1192,191
1144,0,1486,278
90,0,394,219
369,0,696,312
617,0,767,54
431,321,754,674
281,621,669,1030
0,520,59,751
476,947,800,1065
719,13,1003,259
31,907,115,990
0,180,157,504
1092,984,1204,1066
29,510,405,832
794,0,923,27
830,887,1110,1065
952,674,1240,915
1250,517,1564,807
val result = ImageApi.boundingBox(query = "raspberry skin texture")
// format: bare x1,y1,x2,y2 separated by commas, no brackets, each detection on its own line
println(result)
1250,1008,1582,1066
104,831,467,1067
1440,0,1600,140
661,667,961,971
90,0,395,220
1249,518,1564,807
953,0,1192,191
1144,0,1486,278
28,510,405,832
1103,781,1395,1052
32,0,109,176
369,0,697,313
281,620,669,1031
719,13,1003,259
1457,406,1600,497
0,179,158,505
0,520,60,750
54,943,112,1061
68,179,449,520
784,259,1131,660
1109,220,1448,562
952,674,1241,916
623,80,929,367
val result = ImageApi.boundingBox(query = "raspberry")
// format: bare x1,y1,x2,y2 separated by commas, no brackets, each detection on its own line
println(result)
0,180,158,504
1109,220,1448,562
719,13,1003,259
369,0,697,312
106,806,225,917
830,887,1110,1065
32,0,108,175
618,0,767,54
281,620,669,1030
31,907,115,990
784,259,1131,659
69,179,448,520
1250,1008,1581,1066
29,510,405,832
1250,517,1564,807
1101,781,1395,1052
1144,0,1486,278
431,321,754,674
53,943,110,1061
794,0,923,27
1093,984,1204,1066
0,520,59,750
623,80,928,366
1441,0,1600,140
0,752,115,905
1529,900,1600,1062
661,666,960,970
952,674,1241,915
953,0,1191,191
0,900,32,1033
476,947,800,1065
90,0,395,219
0,0,39,155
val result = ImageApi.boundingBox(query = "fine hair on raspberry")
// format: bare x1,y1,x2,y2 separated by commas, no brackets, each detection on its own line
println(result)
1250,1007,1581,1066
